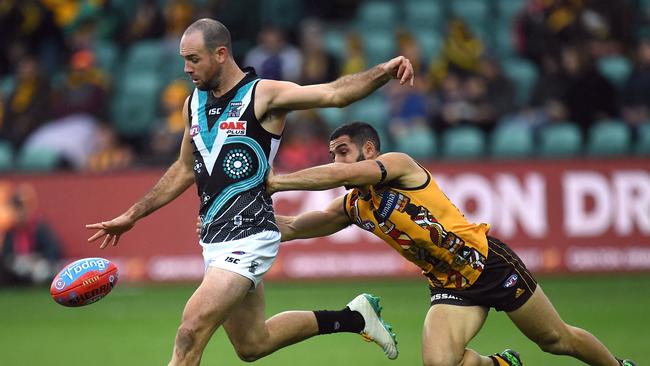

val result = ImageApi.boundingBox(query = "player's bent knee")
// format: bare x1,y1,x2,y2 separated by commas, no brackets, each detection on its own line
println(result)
233,343,265,363
423,350,463,366
535,329,572,355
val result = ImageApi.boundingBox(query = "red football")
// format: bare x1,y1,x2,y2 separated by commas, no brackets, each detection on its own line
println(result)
50,257,119,307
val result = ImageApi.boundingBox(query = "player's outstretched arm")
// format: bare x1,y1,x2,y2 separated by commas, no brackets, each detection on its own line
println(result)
86,97,196,249
267,153,416,194
257,56,414,111
276,196,351,242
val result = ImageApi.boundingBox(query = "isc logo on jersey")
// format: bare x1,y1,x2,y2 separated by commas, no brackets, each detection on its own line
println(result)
220,121,247,135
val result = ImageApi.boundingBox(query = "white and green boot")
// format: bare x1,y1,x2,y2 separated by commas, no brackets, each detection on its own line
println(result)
346,293,398,360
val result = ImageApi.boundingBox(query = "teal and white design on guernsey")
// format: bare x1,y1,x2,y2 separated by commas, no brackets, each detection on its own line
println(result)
346,293,398,360
188,68,281,244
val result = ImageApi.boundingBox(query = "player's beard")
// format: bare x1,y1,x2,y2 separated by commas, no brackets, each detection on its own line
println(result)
197,65,222,92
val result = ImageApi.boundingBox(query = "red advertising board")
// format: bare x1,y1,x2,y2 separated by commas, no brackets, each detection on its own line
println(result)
3,157,649,282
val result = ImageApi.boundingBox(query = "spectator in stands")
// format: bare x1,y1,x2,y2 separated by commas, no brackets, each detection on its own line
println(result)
517,0,587,66
386,34,432,140
463,58,517,132
119,0,166,45
340,32,366,76
0,183,62,286
498,52,571,130
17,49,109,169
145,79,191,166
0,1,65,76
162,0,195,42
621,39,650,127
0,55,50,149
428,19,484,89
299,19,339,85
244,25,302,82
274,110,330,172
432,72,469,131
561,44,618,134
50,49,109,120
85,122,134,173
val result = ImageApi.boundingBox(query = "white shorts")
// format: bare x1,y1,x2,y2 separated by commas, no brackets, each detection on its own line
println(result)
200,230,280,288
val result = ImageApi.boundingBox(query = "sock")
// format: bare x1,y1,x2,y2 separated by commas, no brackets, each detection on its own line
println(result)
313,307,365,335
489,355,510,366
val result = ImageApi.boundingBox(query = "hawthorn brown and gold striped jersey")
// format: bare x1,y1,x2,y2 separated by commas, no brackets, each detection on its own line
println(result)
343,167,490,289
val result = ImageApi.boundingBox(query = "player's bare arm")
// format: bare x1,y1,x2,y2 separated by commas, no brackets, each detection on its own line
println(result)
267,153,425,194
86,97,196,249
275,196,351,242
256,56,414,114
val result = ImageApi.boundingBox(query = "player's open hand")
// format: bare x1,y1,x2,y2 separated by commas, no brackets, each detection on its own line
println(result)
381,56,414,86
86,214,135,249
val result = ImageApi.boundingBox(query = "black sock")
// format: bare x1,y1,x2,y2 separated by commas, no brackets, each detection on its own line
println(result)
313,307,365,334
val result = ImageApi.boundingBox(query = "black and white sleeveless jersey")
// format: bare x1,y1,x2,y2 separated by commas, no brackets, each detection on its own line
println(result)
187,68,280,243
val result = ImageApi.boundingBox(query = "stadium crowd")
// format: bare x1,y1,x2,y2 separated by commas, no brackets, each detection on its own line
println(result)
0,0,649,173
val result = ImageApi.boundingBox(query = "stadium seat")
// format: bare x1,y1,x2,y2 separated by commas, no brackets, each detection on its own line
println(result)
449,0,490,36
490,123,534,159
394,126,437,158
317,107,346,130
0,140,14,172
322,28,347,62
403,0,444,31
16,147,61,171
356,1,398,32
93,40,120,74
413,31,443,63
123,40,165,74
361,31,396,66
597,55,632,89
260,0,303,30
501,57,539,106
635,122,650,156
586,120,631,157
440,125,486,160
111,72,161,137
537,122,583,158
496,0,528,23
345,94,390,127
494,23,516,57
0,75,15,95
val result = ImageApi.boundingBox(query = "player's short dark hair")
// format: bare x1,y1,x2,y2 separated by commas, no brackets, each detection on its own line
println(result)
329,121,381,152
185,18,232,53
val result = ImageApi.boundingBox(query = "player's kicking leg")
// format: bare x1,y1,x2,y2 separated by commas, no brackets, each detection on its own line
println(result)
168,267,252,366
224,288,399,361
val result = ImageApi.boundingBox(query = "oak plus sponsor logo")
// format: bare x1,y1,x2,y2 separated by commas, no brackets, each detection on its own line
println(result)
219,121,247,135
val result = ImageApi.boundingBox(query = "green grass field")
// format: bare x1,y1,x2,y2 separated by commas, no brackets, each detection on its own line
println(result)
1,275,646,365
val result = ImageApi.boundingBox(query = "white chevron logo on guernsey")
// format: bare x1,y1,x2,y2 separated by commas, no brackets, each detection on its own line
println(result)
190,79,259,175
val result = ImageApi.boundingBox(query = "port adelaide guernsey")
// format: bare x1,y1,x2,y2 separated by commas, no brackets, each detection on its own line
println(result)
188,68,280,243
